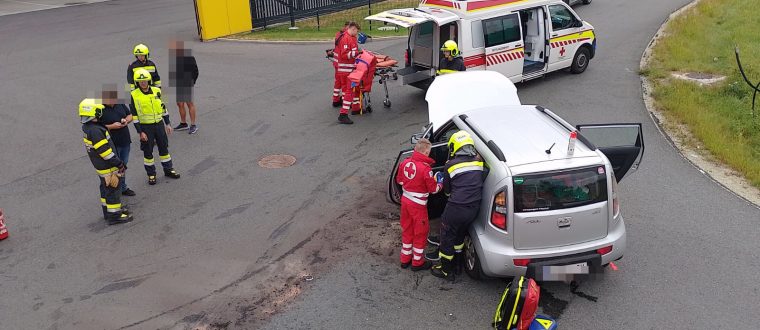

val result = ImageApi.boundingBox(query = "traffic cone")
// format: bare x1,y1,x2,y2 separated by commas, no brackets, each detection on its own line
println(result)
0,208,8,240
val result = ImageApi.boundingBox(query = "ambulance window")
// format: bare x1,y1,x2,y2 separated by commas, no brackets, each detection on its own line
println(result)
548,5,578,31
483,14,521,48
471,20,484,48
416,21,434,47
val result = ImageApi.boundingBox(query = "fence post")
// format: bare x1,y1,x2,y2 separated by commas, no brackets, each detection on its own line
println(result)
288,0,297,29
368,0,372,31
317,8,320,31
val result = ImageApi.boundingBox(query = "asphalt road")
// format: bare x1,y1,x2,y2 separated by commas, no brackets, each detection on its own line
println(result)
0,0,758,329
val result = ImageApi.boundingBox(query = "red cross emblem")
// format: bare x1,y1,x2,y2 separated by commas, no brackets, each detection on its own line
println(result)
560,47,566,57
403,162,417,179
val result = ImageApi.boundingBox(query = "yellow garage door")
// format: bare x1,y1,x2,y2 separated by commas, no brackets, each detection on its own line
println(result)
195,0,253,41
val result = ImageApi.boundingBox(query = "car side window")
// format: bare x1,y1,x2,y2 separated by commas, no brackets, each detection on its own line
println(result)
549,5,579,31
483,13,521,48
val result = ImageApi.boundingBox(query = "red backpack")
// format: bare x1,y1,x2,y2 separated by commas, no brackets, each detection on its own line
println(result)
494,276,540,330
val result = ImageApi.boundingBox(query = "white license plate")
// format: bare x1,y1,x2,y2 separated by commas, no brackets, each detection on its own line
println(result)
544,262,589,275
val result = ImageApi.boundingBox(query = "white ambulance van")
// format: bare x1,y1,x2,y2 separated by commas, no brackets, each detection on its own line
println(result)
366,0,596,89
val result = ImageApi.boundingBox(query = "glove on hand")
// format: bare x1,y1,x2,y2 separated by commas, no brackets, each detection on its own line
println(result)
105,172,120,188
435,171,444,184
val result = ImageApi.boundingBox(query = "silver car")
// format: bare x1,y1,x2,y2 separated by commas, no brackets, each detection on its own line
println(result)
387,72,643,280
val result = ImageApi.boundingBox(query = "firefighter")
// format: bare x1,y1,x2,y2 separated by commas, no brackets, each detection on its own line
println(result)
128,44,162,90
396,138,444,271
437,40,466,75
431,130,486,280
130,68,181,185
79,99,133,225
334,21,361,124
330,22,350,108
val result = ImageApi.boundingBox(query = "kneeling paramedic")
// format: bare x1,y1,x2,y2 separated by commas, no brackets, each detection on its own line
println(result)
80,99,133,225
130,69,181,185
431,131,486,280
396,138,444,271
437,40,466,75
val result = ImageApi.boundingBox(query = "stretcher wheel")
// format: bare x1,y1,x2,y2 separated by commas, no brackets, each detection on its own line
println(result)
366,105,373,113
392,73,398,80
383,99,391,108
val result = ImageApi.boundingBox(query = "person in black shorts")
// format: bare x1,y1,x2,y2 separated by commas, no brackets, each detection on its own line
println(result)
170,40,199,134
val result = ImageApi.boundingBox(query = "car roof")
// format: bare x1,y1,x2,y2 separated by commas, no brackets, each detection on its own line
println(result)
462,105,600,167
419,0,566,19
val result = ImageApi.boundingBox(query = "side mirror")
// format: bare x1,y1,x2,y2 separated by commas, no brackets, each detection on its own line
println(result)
411,133,424,145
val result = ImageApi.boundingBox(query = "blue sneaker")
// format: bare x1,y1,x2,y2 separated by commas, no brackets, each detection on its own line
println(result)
188,125,198,134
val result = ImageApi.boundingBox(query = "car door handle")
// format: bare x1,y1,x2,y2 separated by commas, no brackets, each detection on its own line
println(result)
551,34,557,37
515,44,522,47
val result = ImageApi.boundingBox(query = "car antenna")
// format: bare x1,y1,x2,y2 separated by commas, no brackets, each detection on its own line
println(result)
545,142,556,154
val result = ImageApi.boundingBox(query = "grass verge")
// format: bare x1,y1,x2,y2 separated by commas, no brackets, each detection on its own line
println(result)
231,0,416,41
644,0,760,189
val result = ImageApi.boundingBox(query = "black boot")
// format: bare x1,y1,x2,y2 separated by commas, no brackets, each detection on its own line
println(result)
411,260,433,272
164,169,181,179
427,235,440,246
332,101,341,108
454,252,465,275
338,114,353,124
425,248,440,261
431,258,455,281
107,212,133,225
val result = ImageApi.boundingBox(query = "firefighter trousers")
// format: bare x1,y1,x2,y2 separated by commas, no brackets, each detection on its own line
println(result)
140,122,173,177
400,199,430,267
439,202,480,259
99,176,122,219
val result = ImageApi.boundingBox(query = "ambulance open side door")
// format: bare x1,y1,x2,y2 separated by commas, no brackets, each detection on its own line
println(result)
482,13,524,83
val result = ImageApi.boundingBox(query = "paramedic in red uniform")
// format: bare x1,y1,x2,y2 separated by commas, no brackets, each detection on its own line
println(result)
396,138,444,271
335,21,361,124
331,22,350,108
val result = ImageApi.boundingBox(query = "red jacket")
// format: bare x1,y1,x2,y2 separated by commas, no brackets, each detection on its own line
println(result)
334,32,358,73
396,151,442,206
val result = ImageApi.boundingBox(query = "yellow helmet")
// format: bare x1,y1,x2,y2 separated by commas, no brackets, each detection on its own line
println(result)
79,98,105,123
133,44,150,57
133,68,152,83
441,40,459,57
448,130,474,156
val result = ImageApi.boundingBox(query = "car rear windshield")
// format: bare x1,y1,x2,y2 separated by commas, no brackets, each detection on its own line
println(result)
513,166,608,213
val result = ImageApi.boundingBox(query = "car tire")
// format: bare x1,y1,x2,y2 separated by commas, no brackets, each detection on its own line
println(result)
570,47,591,74
582,0,592,4
464,235,487,280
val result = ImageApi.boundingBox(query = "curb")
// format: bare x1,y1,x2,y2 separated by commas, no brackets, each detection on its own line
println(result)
218,35,407,45
639,0,760,209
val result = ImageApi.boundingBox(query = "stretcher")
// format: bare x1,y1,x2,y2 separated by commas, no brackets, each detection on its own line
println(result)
328,49,398,114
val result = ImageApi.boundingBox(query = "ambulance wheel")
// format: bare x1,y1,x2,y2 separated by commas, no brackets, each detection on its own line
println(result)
464,235,486,280
570,47,591,74
383,99,391,108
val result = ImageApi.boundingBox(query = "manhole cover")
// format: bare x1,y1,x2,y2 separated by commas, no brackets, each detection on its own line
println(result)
258,154,296,168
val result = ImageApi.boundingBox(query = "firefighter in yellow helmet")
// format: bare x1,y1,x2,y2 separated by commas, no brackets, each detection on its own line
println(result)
437,40,466,75
428,130,486,281
130,69,180,185
80,98,133,225
128,43,162,90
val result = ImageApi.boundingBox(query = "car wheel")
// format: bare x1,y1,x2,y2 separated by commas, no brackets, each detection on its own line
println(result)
582,0,592,4
570,47,591,74
464,235,487,280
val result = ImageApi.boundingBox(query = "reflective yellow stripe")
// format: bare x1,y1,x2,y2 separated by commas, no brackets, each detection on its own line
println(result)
437,69,459,75
448,161,484,173
99,148,113,158
508,277,524,328
96,167,118,175
144,157,155,166
454,243,465,251
159,154,171,160
93,139,108,149
100,198,107,205
83,138,93,145
439,252,454,260
550,30,596,44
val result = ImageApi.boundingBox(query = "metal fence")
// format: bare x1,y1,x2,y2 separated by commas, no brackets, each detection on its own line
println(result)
250,0,417,30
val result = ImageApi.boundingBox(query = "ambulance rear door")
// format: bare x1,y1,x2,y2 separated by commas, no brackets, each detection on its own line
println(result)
482,12,524,83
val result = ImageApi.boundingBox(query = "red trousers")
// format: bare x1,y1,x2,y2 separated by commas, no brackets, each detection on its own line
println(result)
332,63,342,103
400,199,429,266
338,73,360,114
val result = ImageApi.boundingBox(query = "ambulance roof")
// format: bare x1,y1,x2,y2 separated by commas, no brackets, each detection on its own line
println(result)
419,0,562,17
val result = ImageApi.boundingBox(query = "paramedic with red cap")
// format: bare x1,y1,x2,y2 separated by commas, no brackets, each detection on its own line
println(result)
334,21,361,124
396,138,444,271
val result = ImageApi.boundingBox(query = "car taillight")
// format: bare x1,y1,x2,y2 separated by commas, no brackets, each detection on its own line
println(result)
491,191,507,231
597,245,613,255
611,172,620,218
513,258,531,267
405,49,410,66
